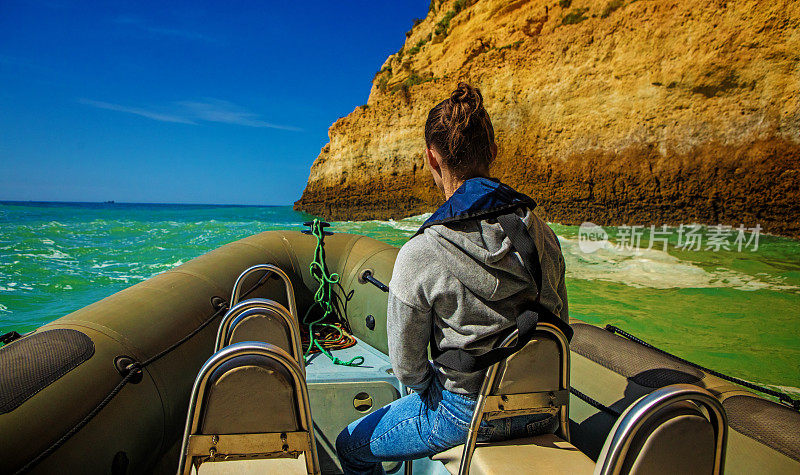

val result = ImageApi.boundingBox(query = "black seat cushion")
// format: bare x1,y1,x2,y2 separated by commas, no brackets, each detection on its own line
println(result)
570,323,703,388
0,329,94,414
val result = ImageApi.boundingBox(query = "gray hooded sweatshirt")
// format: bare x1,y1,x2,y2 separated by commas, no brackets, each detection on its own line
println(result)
387,208,568,395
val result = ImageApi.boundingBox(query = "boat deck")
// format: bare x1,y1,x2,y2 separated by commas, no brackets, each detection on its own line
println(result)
306,338,447,474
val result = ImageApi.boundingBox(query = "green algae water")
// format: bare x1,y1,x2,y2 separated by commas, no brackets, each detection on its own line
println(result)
1,201,798,397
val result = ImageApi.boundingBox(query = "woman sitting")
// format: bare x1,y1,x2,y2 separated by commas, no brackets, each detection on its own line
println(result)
336,82,569,475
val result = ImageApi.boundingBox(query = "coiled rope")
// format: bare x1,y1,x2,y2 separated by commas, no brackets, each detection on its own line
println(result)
302,219,364,367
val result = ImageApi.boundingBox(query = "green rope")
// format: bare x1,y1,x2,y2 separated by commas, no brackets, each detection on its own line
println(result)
304,219,364,367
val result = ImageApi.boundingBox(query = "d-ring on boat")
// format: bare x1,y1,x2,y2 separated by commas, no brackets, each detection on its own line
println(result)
0,226,798,474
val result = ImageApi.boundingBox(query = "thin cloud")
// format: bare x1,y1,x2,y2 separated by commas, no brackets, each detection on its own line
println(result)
178,99,303,131
114,15,211,42
79,98,301,131
79,99,196,124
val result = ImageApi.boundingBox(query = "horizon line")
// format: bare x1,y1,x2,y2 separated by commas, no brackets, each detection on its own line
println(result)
0,199,297,208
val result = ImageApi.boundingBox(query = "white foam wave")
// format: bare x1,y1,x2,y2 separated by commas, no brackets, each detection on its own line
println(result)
386,219,422,232
18,248,72,260
403,212,433,223
46,249,72,259
559,237,799,292
92,262,117,269
108,274,149,283
353,213,433,233
0,303,9,313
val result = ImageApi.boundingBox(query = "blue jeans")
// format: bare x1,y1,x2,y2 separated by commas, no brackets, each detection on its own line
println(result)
335,377,558,475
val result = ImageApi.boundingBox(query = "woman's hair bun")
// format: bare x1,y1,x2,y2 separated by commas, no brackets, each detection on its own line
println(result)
424,81,495,178
446,82,484,131
450,82,483,109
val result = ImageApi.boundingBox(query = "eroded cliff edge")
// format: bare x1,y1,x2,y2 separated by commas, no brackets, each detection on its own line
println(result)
295,0,800,237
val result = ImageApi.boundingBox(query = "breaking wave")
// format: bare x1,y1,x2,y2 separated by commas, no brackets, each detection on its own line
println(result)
558,236,799,292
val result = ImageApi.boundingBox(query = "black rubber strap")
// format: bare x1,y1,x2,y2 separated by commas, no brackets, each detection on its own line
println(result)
497,213,542,297
435,310,539,373
497,211,572,342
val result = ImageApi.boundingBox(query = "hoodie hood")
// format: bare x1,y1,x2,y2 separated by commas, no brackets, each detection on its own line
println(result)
417,178,538,302
424,211,537,302
415,177,536,237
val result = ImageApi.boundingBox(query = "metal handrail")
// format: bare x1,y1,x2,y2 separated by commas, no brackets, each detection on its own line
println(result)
458,323,570,475
217,306,305,369
594,384,728,475
230,264,298,320
215,298,293,350
177,342,320,475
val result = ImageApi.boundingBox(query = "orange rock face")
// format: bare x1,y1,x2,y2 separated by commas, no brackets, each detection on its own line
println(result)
295,0,800,237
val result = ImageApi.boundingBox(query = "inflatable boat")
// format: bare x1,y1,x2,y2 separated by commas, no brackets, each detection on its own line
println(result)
1,229,798,474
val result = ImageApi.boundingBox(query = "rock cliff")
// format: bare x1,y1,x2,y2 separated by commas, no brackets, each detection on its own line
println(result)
295,0,800,237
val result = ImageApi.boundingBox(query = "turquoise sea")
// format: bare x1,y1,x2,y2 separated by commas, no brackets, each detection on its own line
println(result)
1,201,798,396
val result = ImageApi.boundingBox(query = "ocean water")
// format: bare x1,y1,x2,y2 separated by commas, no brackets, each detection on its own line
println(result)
1,201,798,396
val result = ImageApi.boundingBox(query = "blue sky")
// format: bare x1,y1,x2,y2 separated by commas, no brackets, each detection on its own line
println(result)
0,1,430,205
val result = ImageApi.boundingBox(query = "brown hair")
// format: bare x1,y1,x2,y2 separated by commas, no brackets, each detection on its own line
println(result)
424,82,495,178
